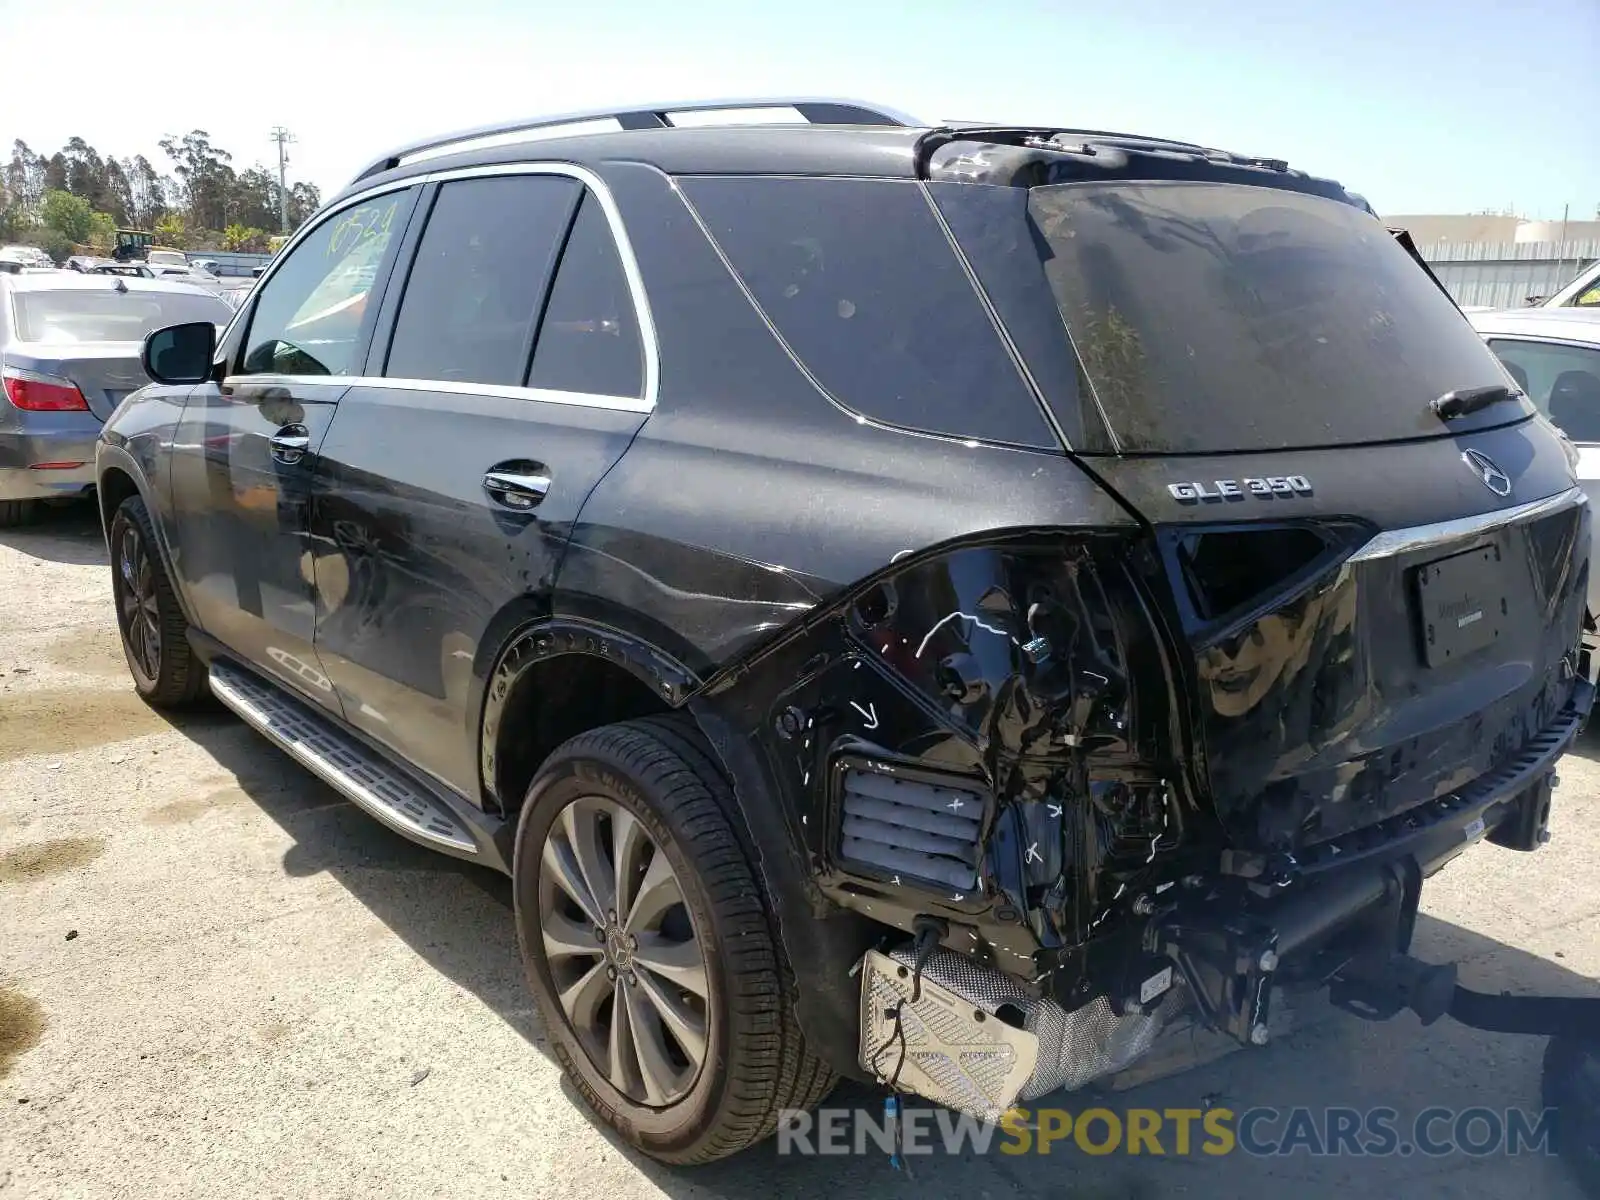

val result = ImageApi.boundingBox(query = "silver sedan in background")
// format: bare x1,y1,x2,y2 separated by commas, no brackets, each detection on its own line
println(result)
0,273,235,526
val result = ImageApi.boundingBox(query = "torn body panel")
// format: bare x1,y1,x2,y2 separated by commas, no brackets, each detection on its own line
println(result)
688,530,1196,1043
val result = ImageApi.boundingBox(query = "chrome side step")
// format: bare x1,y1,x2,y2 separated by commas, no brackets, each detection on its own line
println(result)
208,661,479,856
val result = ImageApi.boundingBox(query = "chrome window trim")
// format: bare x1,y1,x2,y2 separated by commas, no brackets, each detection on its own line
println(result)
1347,485,1587,563
222,373,651,414
228,160,658,412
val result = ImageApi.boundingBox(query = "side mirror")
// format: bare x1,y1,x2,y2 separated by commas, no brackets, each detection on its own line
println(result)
142,321,216,385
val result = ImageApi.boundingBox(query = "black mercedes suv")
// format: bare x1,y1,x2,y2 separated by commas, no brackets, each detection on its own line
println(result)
95,98,1596,1167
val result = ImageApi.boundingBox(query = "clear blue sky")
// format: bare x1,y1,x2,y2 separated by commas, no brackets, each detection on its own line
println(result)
3,0,1596,218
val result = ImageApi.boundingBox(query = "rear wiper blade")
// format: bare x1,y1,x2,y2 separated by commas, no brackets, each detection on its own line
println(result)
1430,384,1518,420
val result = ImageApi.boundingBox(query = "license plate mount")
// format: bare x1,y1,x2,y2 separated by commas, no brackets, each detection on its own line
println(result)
1415,544,1505,668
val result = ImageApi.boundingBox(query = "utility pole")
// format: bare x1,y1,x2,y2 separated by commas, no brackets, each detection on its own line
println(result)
269,126,296,234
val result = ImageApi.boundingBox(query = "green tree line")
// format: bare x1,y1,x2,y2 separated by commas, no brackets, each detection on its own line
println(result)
1,130,322,262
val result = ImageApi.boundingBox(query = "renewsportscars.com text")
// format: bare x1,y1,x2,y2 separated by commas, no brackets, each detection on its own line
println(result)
776,1104,1558,1159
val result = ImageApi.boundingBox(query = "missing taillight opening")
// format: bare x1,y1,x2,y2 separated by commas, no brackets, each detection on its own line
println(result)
3,370,89,412
1178,527,1330,621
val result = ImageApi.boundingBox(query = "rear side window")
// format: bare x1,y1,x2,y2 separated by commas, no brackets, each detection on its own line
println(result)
677,176,1055,448
12,288,231,343
385,175,582,386
1486,338,1600,442
528,192,645,399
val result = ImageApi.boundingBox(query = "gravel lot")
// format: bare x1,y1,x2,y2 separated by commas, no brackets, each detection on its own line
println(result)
3,501,1598,1199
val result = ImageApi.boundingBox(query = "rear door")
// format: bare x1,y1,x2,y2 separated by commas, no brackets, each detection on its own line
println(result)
309,169,651,797
168,186,418,709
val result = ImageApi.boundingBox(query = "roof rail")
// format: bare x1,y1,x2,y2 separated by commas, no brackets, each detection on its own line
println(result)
349,96,924,184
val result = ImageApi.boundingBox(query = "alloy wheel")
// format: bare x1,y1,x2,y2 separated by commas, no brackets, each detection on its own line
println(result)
538,797,710,1107
117,525,162,681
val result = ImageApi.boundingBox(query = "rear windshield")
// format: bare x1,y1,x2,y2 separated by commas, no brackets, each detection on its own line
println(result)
939,180,1519,454
12,288,231,343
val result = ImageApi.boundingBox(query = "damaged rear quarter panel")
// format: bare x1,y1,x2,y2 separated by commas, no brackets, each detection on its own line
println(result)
684,532,1195,1039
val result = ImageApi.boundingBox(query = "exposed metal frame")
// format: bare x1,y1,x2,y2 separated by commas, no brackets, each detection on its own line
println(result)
350,97,924,184
220,161,659,415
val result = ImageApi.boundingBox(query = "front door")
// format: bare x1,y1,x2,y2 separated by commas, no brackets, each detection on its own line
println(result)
168,185,418,708
309,172,652,795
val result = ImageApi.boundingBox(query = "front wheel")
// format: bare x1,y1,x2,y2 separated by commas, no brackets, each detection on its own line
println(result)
109,495,208,708
513,716,835,1164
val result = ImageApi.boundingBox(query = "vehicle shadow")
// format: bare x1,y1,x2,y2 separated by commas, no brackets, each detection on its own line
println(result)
167,710,540,1042
0,500,107,566
166,707,1599,1200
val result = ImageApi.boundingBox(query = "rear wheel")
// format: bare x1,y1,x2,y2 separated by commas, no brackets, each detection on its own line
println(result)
0,499,36,528
513,716,835,1163
109,495,208,708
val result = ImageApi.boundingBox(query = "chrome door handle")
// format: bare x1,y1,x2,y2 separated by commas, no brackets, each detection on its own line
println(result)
482,470,551,511
269,424,311,464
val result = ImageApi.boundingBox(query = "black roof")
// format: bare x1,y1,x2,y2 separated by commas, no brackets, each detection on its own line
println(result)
335,125,930,205
327,98,1364,213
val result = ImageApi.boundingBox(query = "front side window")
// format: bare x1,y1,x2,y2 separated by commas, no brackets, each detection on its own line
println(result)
1486,338,1600,442
240,190,408,377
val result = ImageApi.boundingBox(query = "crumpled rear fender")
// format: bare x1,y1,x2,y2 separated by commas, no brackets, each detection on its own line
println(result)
685,525,1195,1077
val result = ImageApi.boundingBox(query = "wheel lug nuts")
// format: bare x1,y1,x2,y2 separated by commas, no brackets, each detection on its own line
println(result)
606,966,617,981
628,934,638,950
594,926,606,942
606,910,617,923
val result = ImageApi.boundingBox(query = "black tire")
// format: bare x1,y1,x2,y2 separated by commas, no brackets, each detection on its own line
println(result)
1546,1035,1600,1198
0,498,37,528
108,494,208,708
513,715,835,1164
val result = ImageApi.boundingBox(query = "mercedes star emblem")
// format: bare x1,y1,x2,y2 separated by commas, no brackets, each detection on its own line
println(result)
1462,449,1512,497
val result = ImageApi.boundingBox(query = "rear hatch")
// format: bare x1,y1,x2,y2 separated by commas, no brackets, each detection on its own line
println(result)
7,282,232,419
928,171,1591,852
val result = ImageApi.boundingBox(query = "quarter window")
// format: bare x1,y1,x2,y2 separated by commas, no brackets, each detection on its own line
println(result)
384,175,582,386
241,191,407,377
678,176,1052,446
528,192,645,399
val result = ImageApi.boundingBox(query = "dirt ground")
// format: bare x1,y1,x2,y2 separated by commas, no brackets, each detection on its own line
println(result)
3,501,1598,1199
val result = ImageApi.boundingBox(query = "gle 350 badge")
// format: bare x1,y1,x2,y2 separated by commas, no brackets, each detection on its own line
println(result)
1168,475,1314,503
